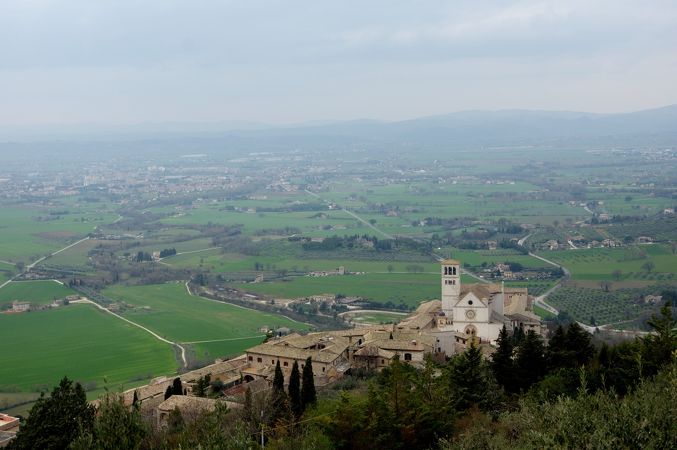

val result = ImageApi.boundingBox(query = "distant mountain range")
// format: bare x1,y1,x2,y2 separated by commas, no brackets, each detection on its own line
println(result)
2,105,677,147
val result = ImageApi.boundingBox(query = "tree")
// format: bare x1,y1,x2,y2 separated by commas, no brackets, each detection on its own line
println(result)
9,377,94,450
164,385,173,400
600,280,612,293
491,325,516,393
515,330,546,392
172,377,183,396
447,344,496,410
288,361,302,418
612,269,623,281
273,361,285,392
387,264,394,273
301,357,317,409
642,261,655,273
642,302,677,374
71,393,146,450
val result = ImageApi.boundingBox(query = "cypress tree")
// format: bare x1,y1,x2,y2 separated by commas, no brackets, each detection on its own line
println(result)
164,385,173,400
301,356,317,408
132,390,139,410
491,325,516,393
273,360,285,392
172,377,183,396
288,360,302,417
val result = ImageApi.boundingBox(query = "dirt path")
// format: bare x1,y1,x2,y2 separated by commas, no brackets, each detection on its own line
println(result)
71,298,187,368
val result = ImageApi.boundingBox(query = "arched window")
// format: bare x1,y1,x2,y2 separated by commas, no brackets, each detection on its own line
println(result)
465,325,477,336
452,267,457,275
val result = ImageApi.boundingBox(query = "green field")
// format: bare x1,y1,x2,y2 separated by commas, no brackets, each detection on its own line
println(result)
103,283,310,360
227,272,472,308
0,205,116,263
0,280,78,308
167,252,441,275
0,305,177,392
542,244,677,281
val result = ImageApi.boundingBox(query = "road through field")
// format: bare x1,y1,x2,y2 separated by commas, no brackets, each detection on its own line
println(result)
28,236,91,270
71,298,187,368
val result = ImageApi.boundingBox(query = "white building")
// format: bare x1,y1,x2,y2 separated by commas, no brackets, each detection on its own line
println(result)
399,259,542,355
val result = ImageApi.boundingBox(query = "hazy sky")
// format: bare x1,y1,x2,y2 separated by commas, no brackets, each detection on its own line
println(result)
2,0,677,125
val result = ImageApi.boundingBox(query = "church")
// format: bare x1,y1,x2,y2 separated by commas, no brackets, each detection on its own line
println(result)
397,259,542,355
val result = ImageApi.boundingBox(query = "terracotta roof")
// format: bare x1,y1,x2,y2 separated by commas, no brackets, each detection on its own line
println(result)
246,342,344,363
416,300,441,314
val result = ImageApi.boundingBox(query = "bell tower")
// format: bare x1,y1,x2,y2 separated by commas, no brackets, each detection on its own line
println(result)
441,259,461,315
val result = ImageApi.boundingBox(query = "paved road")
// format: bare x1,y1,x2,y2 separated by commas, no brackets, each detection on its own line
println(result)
28,236,91,270
517,233,532,246
71,298,188,368
528,252,571,316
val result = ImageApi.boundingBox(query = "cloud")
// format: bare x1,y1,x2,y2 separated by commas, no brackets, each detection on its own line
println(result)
0,0,676,125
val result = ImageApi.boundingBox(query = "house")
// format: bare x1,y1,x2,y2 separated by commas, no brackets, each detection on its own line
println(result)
0,413,19,448
156,396,241,428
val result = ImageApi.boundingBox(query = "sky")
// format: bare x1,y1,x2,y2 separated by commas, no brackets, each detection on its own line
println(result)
1,0,677,126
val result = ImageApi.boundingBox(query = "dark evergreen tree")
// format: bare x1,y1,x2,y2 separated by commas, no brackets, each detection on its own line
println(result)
546,325,568,370
8,377,94,450
642,301,677,375
132,390,139,409
447,344,495,410
273,360,285,392
491,325,516,393
172,377,183,396
288,360,302,417
164,385,173,400
565,322,595,367
301,357,317,408
515,330,546,392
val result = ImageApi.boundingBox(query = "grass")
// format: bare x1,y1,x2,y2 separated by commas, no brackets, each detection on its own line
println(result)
227,272,472,308
0,304,177,392
0,204,116,263
102,283,310,360
0,280,78,308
